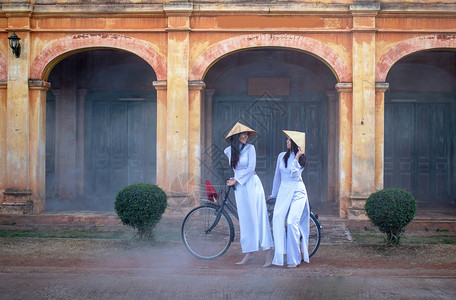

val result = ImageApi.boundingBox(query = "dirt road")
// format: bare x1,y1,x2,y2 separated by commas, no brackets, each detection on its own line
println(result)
0,217,455,299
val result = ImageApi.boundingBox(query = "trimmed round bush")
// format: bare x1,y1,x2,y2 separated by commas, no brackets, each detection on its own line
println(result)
115,183,167,238
365,188,416,245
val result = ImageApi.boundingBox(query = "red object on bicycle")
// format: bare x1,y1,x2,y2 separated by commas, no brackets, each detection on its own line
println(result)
205,180,218,202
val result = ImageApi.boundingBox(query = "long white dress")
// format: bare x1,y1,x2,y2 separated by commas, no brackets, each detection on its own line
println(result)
224,144,274,253
271,151,310,266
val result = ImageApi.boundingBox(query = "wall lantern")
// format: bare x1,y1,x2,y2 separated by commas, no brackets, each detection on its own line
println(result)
8,31,21,58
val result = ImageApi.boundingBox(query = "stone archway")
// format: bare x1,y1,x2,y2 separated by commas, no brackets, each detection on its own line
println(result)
376,34,456,82
199,46,340,214
28,34,165,211
189,33,351,82
43,48,159,211
380,45,456,208
30,33,167,81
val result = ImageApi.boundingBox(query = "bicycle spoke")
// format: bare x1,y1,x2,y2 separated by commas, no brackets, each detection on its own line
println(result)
182,206,233,259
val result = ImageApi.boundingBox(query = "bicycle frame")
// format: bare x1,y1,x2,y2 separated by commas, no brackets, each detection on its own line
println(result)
182,181,322,259
205,186,238,236
220,186,238,220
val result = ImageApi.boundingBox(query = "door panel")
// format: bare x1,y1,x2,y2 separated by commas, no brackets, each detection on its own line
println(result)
212,94,327,203
88,99,156,210
45,96,56,200
385,101,453,206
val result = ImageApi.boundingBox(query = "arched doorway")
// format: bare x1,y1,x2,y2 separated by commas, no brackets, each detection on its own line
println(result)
202,48,338,213
45,49,157,211
384,50,456,209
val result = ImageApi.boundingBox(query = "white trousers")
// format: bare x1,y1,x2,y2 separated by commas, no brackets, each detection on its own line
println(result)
272,189,309,266
234,174,274,253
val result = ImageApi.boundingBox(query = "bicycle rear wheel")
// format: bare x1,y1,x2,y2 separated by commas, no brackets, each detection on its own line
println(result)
308,212,321,258
182,205,234,259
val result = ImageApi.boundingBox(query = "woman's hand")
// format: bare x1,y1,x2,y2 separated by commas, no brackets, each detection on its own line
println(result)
266,195,273,200
296,146,304,160
226,178,238,186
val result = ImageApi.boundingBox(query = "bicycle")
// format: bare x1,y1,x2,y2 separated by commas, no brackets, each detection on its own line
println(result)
181,181,322,260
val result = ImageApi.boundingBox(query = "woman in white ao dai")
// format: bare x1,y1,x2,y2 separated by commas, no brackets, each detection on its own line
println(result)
269,130,310,268
224,122,274,266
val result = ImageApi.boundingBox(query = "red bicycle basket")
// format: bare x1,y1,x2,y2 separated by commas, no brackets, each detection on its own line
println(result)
205,180,218,202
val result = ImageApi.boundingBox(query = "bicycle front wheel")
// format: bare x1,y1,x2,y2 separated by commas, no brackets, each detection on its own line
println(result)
182,205,234,259
308,212,321,258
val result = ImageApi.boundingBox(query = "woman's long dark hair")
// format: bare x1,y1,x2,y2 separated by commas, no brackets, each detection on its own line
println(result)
230,133,246,168
283,139,308,169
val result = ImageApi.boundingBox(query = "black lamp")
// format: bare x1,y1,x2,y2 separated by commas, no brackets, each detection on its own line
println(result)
8,31,21,58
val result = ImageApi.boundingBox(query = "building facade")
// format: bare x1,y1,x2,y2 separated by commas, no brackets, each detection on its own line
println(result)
0,0,455,218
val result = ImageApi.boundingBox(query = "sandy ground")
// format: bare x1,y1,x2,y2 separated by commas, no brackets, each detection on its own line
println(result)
0,218,455,300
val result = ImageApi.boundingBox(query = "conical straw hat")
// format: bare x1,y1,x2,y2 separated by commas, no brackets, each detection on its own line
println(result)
282,130,305,153
225,122,257,143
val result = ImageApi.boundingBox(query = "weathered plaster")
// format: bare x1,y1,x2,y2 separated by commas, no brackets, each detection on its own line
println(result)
351,31,376,200
377,34,456,81
188,81,205,206
0,85,6,205
0,0,455,217
374,82,389,192
336,83,353,218
152,80,167,190
30,33,167,80
189,33,351,82
28,80,50,213
0,53,7,81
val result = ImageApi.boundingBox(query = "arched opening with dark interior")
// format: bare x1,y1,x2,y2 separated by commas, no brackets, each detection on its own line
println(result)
384,50,456,211
202,48,338,215
45,49,157,211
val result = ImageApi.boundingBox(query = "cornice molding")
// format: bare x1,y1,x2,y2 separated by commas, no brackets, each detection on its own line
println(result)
188,80,206,90
164,2,193,16
193,3,349,14
30,4,164,17
2,3,33,18
29,79,51,90
375,82,389,92
153,80,167,91
335,82,353,93
350,2,380,17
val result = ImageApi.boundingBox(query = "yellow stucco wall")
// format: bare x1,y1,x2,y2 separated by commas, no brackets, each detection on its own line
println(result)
0,1,455,217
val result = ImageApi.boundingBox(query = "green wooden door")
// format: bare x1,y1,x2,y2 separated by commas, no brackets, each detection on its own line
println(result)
384,100,454,206
85,98,157,210
211,93,328,204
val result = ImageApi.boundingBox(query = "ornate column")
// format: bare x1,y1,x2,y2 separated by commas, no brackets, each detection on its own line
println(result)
28,80,51,213
188,81,205,206
336,83,353,218
375,82,389,191
349,2,380,218
2,4,33,214
152,80,167,189
164,2,193,199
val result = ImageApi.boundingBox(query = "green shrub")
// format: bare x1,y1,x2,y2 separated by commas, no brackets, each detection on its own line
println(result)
364,188,416,245
115,183,167,238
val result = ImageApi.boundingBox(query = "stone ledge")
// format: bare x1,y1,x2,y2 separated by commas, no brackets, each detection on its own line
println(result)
1,201,33,215
350,2,381,14
348,207,368,220
350,199,366,209
345,218,456,231
3,190,32,196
